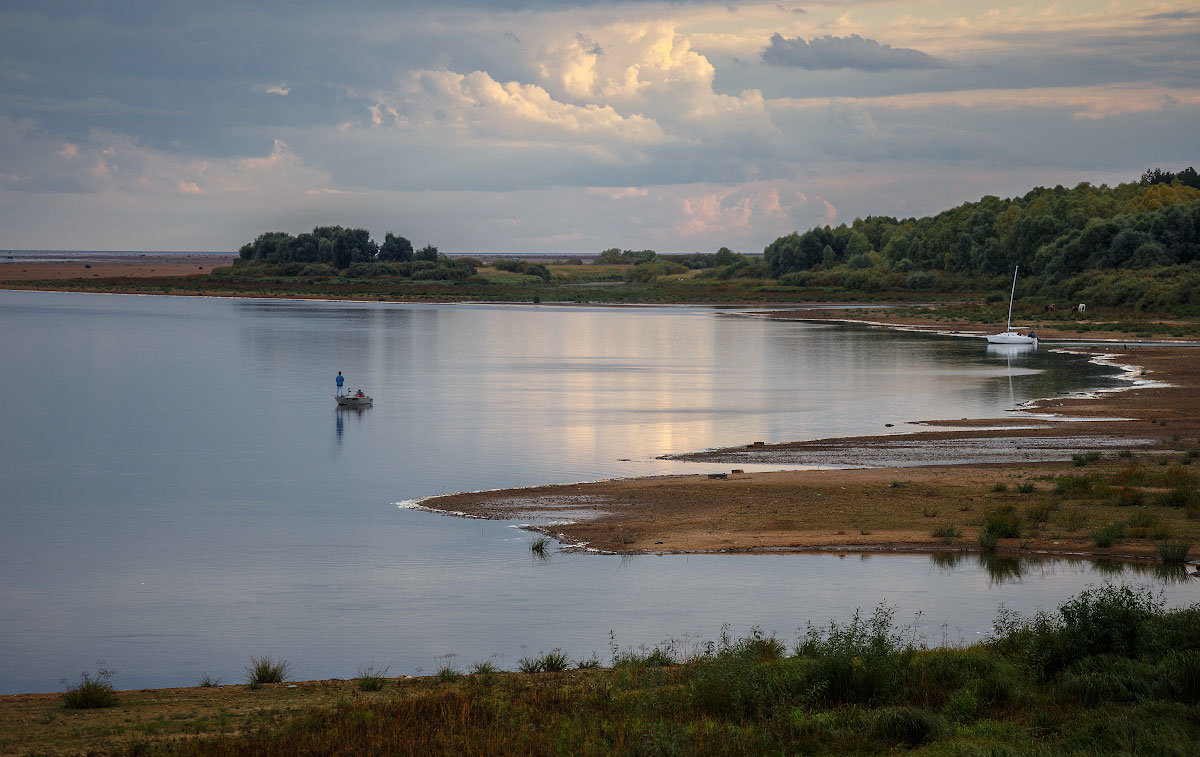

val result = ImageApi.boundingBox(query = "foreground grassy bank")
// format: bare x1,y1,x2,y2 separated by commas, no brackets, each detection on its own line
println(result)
5,586,1199,755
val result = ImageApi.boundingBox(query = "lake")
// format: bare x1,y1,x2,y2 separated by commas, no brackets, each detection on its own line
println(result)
0,290,1193,693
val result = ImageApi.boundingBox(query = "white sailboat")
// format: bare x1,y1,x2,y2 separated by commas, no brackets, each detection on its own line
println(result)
987,266,1037,345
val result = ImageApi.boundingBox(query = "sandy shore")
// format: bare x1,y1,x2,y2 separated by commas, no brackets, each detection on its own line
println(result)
0,252,234,281
421,340,1200,561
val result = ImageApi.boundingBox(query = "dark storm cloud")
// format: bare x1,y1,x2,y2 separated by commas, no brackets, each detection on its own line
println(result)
761,33,943,71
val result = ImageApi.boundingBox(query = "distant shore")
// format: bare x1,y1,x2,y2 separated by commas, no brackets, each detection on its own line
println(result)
0,252,235,281
420,330,1200,562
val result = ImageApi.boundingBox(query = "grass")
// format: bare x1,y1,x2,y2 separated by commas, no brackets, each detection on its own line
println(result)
1158,541,1191,564
529,535,551,556
983,505,1022,539
930,524,962,539
978,529,998,552
61,667,118,709
470,659,502,676
197,673,222,688
1073,451,1103,467
245,655,291,685
1091,523,1126,548
356,663,390,692
124,587,1200,756
1017,482,1036,494
990,483,1008,493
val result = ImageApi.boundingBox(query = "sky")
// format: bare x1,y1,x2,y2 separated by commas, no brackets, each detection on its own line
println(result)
0,0,1197,253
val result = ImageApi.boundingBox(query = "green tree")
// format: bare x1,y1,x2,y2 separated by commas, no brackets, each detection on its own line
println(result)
416,244,439,262
379,233,414,262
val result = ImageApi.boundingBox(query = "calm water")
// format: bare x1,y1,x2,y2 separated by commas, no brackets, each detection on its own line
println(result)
0,290,1194,693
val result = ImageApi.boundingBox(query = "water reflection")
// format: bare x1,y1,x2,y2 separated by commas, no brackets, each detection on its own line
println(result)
979,555,1024,585
930,553,1194,587
335,404,371,446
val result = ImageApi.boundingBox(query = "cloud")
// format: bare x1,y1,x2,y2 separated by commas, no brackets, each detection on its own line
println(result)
770,85,1200,121
372,68,668,143
589,186,648,199
762,33,943,71
255,83,291,96
529,22,773,138
0,122,335,197
676,184,795,237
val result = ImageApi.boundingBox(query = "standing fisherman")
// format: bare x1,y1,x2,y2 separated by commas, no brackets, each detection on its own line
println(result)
336,371,345,396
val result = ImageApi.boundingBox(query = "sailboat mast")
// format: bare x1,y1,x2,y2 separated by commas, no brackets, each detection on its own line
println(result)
1006,265,1018,331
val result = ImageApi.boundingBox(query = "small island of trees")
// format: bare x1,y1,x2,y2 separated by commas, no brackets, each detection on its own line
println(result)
232,226,476,281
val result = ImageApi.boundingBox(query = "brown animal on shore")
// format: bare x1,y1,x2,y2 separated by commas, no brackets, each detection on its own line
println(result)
1044,303,1056,312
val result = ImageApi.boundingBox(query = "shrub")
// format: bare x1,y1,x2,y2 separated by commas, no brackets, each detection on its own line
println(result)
998,585,1162,679
1017,483,1036,494
62,667,118,709
245,655,291,685
198,673,222,688
1073,451,1103,467
991,483,1009,493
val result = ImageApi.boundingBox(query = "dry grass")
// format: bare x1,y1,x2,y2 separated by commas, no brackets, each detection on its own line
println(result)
0,679,381,756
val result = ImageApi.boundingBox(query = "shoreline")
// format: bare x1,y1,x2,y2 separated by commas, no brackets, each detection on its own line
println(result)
419,324,1200,561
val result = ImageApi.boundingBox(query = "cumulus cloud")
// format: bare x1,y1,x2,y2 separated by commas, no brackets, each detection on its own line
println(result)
531,22,774,137
762,33,943,71
372,68,668,143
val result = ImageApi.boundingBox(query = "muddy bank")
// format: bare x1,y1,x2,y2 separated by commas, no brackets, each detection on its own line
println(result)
420,344,1199,559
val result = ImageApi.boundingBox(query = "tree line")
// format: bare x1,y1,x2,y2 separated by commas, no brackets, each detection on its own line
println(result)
763,168,1200,285
237,226,440,269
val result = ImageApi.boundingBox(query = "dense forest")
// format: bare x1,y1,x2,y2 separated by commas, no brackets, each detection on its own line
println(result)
759,168,1200,308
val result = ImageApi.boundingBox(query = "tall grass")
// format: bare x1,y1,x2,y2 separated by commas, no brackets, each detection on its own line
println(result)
1091,523,1126,547
149,586,1200,756
61,666,118,709
1158,541,1191,564
245,655,291,685
356,663,390,692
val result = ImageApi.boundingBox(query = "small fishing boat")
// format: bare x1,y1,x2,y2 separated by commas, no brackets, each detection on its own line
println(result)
336,389,373,407
987,266,1037,345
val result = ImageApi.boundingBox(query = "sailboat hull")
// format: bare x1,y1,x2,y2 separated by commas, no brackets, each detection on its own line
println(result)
986,331,1037,345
